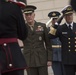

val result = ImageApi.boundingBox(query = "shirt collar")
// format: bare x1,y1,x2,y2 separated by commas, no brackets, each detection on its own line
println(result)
66,22,73,29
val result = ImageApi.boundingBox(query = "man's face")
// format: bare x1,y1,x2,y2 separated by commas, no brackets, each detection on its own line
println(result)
25,12,35,24
52,18,58,25
64,13,73,24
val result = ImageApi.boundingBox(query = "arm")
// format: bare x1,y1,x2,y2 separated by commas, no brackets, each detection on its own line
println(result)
43,24,52,66
15,5,28,40
48,15,64,39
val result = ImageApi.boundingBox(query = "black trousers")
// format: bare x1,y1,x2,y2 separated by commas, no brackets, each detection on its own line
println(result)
52,61,63,75
27,66,48,75
62,65,76,75
2,70,24,75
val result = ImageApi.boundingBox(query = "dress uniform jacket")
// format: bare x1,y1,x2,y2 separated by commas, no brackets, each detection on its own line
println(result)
0,1,28,73
23,21,52,67
51,38,61,61
47,27,61,61
49,22,76,65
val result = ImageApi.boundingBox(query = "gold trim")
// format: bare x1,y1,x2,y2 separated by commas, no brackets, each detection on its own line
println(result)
24,11,33,14
65,11,73,15
49,26,57,35
52,45,61,48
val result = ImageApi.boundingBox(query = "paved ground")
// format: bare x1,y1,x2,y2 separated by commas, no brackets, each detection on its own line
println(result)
24,66,54,75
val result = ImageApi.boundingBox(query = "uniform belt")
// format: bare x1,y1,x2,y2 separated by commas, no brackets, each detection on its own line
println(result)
52,45,61,48
0,38,17,45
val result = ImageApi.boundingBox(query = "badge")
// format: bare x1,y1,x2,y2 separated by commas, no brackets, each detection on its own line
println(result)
62,32,67,34
39,36,42,41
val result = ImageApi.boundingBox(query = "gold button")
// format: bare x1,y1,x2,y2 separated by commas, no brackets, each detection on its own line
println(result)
75,37,76,39
68,46,71,47
69,50,71,51
68,38,70,40
9,64,12,67
75,45,76,47
75,49,76,51
4,43,7,46
68,42,70,44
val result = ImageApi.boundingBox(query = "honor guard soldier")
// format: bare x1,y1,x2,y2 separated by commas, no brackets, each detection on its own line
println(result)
0,0,28,75
47,11,62,75
70,0,76,12
23,5,52,75
8,0,26,9
48,5,76,75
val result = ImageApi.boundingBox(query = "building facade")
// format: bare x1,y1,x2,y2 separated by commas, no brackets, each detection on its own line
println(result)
26,0,70,23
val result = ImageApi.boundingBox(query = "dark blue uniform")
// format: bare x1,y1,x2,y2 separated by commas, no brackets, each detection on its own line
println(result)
0,0,28,75
49,22,76,75
47,11,62,75
51,38,62,75
48,26,62,75
48,6,76,75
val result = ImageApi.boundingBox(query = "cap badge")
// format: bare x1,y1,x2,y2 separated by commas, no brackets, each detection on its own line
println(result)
67,7,72,11
52,13,56,16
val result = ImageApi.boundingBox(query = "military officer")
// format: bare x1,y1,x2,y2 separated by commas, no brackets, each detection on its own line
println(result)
70,0,76,12
23,5,52,75
47,11,62,75
0,0,28,75
48,5,76,75
8,0,26,9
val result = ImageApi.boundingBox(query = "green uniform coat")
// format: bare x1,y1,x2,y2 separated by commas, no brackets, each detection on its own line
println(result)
23,21,52,67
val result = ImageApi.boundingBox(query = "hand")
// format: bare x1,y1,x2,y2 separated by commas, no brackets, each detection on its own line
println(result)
47,61,52,66
57,15,64,24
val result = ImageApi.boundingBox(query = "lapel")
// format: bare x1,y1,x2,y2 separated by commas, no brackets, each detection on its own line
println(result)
73,22,76,31
61,24,68,37
26,24,34,35
64,23,75,37
61,23,74,38
33,21,37,32
27,21,38,35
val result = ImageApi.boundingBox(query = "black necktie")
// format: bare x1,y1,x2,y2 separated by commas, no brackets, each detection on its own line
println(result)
69,24,72,30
